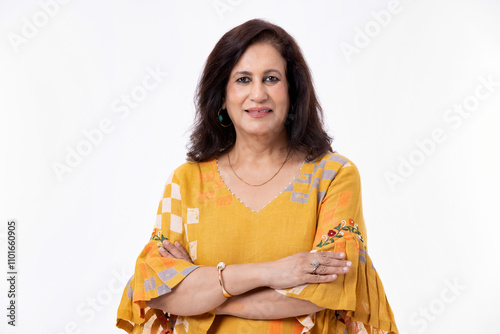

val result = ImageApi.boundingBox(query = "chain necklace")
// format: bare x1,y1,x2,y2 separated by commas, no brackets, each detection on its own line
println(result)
228,148,291,187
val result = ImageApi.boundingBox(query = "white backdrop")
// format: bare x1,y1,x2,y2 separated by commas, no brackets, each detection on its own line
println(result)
1,0,500,333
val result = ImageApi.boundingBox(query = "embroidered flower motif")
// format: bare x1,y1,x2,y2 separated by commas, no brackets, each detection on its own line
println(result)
150,229,168,246
316,219,364,248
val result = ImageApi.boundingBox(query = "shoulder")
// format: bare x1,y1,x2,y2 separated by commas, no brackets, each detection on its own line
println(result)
308,152,361,186
314,152,358,172
168,159,217,184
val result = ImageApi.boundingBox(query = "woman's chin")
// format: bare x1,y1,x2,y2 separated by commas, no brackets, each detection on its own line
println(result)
236,124,286,138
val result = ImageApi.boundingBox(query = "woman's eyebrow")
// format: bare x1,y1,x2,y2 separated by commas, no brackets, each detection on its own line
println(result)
232,69,282,78
233,70,252,78
263,69,282,76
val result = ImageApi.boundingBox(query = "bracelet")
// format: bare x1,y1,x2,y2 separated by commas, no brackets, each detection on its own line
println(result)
217,262,232,298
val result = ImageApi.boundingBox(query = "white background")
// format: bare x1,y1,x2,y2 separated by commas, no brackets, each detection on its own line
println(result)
1,0,500,333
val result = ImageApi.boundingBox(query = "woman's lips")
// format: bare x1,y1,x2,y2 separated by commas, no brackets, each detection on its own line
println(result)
244,107,273,117
245,107,272,113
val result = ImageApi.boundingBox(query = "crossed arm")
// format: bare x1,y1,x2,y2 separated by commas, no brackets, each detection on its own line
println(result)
146,240,351,319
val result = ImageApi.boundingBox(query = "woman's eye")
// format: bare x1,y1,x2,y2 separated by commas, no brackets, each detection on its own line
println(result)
265,76,279,83
236,77,251,83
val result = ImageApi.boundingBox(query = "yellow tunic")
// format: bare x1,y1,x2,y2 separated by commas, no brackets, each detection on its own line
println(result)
116,153,399,333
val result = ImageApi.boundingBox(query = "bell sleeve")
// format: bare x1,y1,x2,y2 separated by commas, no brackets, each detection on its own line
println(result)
116,172,203,334
277,159,399,334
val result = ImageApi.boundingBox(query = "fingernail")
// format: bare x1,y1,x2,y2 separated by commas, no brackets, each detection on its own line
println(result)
344,267,349,272
175,241,180,246
346,261,352,267
332,274,337,279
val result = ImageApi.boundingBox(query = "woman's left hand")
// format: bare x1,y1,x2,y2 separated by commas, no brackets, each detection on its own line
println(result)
159,240,194,264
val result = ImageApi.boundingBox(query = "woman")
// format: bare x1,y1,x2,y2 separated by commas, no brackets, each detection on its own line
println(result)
117,19,398,333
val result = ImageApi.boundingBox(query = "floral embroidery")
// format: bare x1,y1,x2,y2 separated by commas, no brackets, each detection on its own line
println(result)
150,229,168,247
316,219,364,248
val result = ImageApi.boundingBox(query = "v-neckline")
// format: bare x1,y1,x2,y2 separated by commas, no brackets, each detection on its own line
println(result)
215,157,307,214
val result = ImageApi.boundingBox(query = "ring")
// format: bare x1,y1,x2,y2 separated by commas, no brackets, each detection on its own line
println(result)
311,260,320,274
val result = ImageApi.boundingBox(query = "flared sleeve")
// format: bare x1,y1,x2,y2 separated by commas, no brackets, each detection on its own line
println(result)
116,171,206,334
278,159,398,333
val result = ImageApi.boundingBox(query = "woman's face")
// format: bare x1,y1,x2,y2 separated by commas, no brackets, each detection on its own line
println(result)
223,42,289,139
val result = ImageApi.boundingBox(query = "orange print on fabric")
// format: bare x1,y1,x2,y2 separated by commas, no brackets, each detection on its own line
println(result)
336,191,352,207
198,190,215,201
201,171,214,183
322,209,336,224
215,194,233,207
268,319,283,333
214,177,225,189
292,320,303,334
333,239,346,253
139,263,149,281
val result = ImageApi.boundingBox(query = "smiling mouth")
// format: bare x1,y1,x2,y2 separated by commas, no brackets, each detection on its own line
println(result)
245,109,272,113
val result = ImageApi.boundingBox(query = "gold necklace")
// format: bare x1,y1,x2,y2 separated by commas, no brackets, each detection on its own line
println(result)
228,149,291,187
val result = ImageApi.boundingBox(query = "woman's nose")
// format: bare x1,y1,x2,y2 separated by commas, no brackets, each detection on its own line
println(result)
250,82,268,102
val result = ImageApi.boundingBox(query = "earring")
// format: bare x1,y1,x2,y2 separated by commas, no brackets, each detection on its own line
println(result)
218,108,232,127
285,108,295,126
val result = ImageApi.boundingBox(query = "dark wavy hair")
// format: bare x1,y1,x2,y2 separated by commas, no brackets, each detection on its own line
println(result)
187,19,332,162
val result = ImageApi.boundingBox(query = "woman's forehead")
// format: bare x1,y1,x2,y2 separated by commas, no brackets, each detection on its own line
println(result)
231,43,286,75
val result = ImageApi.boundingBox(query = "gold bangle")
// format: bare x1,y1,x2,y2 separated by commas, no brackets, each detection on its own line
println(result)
217,262,232,298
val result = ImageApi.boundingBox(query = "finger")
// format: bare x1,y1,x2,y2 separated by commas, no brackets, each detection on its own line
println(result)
174,241,191,257
311,250,346,259
314,264,350,276
309,273,338,284
162,240,185,259
159,246,172,258
315,252,351,268
174,241,194,263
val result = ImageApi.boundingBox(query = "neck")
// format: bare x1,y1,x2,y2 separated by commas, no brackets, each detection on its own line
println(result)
229,131,289,165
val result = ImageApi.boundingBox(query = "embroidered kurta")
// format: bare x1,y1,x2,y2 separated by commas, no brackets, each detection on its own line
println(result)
116,153,399,333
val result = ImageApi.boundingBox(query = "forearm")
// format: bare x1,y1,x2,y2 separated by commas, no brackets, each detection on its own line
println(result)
216,287,324,320
146,263,264,316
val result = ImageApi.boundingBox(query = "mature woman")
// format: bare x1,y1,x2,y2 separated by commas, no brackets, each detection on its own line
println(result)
117,19,398,334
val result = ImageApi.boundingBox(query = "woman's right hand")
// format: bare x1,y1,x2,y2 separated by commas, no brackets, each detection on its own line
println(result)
261,251,351,290
159,240,194,264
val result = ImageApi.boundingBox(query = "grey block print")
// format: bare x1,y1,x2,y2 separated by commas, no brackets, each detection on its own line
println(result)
149,277,156,290
295,173,312,184
128,286,133,299
144,278,152,292
291,192,309,204
321,169,337,181
157,284,171,295
311,178,320,191
144,277,157,292
158,268,178,282
328,154,348,165
180,266,199,276
359,254,367,265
